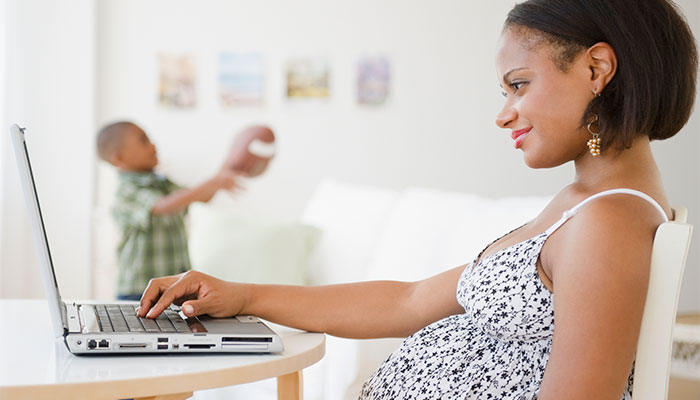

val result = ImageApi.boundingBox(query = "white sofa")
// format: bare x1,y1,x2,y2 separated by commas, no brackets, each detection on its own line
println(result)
191,179,552,400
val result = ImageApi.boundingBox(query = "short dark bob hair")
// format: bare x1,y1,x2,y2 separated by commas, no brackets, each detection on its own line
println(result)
505,0,698,152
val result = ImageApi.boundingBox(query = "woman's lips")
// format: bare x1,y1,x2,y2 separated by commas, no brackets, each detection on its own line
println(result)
511,127,532,149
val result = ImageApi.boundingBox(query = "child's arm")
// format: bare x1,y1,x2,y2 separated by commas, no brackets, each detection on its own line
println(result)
151,167,238,215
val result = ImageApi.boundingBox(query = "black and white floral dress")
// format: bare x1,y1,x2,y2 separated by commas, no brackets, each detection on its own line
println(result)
360,189,669,399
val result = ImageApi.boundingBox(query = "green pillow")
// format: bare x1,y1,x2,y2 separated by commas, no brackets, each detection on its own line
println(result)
188,203,321,285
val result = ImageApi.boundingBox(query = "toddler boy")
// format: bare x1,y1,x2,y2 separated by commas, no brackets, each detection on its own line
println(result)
97,121,238,300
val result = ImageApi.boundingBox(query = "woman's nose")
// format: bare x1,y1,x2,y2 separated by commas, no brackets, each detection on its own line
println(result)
495,104,516,129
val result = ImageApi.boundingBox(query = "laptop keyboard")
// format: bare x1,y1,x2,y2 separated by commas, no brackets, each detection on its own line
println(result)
96,304,191,333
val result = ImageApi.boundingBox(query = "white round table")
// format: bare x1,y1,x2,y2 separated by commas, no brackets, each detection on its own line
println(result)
0,299,325,400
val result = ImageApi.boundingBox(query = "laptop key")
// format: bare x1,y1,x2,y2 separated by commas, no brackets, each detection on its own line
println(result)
172,321,191,333
121,305,137,316
125,320,144,332
164,310,191,332
156,319,176,333
142,322,161,333
99,319,113,331
140,317,160,329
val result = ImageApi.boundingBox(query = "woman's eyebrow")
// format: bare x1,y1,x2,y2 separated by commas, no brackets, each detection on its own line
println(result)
502,67,529,83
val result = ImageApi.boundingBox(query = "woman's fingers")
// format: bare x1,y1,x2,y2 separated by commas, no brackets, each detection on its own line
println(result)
172,294,197,306
137,272,192,318
136,271,236,319
137,275,179,317
145,272,202,318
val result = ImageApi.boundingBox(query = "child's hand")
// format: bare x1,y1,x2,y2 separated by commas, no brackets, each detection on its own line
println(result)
214,166,243,192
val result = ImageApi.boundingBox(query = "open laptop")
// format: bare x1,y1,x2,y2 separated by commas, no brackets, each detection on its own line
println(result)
9,123,284,354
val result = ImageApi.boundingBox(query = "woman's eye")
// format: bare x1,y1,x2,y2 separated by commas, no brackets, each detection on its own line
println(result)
510,81,527,92
501,81,527,98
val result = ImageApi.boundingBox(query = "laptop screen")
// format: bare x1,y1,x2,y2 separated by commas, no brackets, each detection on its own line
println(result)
10,124,66,337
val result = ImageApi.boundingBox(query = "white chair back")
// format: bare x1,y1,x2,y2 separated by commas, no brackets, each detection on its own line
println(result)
632,205,693,399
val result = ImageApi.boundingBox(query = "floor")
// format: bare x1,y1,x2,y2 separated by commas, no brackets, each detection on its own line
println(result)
669,377,700,400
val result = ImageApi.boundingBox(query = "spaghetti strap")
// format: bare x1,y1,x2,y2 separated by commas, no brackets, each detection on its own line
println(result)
544,188,668,236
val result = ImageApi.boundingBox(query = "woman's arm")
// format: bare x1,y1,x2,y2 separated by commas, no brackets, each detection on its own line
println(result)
138,265,467,339
537,196,663,399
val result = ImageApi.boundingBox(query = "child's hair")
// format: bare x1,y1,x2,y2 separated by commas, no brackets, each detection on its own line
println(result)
97,121,138,162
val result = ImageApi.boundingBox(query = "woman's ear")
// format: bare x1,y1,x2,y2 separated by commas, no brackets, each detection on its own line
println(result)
587,42,617,93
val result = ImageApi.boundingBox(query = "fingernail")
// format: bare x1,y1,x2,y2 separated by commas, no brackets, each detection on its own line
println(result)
183,305,194,315
146,308,154,318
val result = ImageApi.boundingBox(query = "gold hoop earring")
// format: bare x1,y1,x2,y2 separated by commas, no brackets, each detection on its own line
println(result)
587,114,601,156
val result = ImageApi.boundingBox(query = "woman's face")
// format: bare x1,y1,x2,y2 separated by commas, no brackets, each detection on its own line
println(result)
495,28,595,169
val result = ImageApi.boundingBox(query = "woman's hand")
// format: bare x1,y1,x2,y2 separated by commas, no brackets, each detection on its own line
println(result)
136,270,247,319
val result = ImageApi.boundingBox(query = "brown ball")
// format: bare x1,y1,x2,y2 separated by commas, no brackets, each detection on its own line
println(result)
226,125,276,178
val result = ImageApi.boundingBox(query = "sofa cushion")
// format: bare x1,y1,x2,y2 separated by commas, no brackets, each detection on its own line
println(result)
300,178,400,285
366,187,553,281
188,202,320,285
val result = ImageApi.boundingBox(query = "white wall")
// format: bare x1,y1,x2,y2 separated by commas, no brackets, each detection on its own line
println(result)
663,0,700,314
0,0,95,299
0,0,6,296
0,0,697,313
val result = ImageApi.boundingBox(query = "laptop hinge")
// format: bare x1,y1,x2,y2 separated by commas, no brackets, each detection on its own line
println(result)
65,302,82,333
61,301,70,336
78,304,100,333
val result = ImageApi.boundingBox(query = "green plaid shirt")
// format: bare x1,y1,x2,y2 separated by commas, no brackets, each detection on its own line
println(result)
112,171,191,296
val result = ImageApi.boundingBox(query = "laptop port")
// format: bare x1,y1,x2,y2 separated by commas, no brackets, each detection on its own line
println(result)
157,344,168,350
98,339,110,349
118,343,148,349
157,337,169,343
183,344,215,349
222,337,272,343
87,339,97,349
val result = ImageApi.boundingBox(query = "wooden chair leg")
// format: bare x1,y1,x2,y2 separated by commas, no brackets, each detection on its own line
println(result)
277,370,303,400
135,392,193,400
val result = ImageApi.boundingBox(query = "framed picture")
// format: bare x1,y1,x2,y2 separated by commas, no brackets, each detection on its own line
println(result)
286,56,330,99
158,53,197,109
357,57,390,105
219,52,265,108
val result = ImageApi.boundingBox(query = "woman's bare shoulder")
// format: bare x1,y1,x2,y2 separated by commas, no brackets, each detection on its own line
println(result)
545,192,666,282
